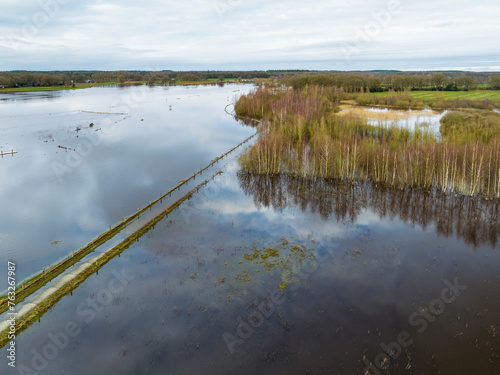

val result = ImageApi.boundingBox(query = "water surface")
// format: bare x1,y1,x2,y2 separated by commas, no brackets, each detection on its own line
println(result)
0,84,254,282
1,87,499,375
339,105,447,137
2,165,499,374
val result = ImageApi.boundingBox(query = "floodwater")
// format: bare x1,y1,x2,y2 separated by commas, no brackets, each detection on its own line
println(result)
0,84,254,284
339,105,447,136
1,86,500,374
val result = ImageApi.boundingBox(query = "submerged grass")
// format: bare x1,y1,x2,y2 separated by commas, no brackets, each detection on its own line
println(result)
236,240,315,291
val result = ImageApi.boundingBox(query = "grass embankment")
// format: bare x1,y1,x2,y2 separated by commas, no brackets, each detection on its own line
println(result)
0,79,248,92
172,78,244,86
0,172,222,348
116,79,246,87
172,80,226,86
353,90,500,110
0,132,257,313
0,82,117,93
207,78,238,82
236,86,500,198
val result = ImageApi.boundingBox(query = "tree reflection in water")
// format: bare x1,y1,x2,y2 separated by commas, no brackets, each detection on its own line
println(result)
237,172,500,248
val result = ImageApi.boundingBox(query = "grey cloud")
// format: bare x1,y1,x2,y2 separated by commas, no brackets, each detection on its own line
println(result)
0,0,499,70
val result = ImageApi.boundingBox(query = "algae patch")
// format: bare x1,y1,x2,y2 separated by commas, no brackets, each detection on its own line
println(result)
233,239,315,290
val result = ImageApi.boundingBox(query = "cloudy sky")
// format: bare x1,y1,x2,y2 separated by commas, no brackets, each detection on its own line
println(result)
1,0,499,71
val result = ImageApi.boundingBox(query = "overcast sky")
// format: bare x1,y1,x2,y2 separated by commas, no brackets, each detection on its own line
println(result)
0,0,499,71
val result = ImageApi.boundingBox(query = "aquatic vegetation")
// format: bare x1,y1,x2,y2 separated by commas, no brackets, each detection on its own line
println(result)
234,270,251,283
243,250,260,261
260,248,279,259
236,240,315,290
214,276,226,286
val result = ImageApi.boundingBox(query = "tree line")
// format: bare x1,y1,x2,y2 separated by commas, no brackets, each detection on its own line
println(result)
1,70,499,91
283,72,500,92
0,70,272,88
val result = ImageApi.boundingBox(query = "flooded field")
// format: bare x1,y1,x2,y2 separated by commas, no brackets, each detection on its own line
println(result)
1,85,500,374
0,84,254,283
339,105,447,136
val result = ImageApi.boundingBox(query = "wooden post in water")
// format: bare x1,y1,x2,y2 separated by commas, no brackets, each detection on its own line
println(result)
0,150,18,157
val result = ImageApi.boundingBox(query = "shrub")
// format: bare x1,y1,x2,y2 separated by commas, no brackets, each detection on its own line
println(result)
395,100,410,109
440,111,500,144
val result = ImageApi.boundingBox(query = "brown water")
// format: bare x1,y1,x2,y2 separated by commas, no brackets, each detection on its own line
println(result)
1,86,500,374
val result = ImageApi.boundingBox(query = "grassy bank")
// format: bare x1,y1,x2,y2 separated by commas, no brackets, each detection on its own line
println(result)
0,79,251,93
368,90,500,103
235,86,500,198
0,82,116,93
172,80,235,86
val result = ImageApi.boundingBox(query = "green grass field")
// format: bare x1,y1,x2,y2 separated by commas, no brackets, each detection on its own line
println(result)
173,79,245,86
0,82,116,93
207,78,237,82
369,90,500,102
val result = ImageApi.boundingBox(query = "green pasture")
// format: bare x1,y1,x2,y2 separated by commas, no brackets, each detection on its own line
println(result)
369,90,500,102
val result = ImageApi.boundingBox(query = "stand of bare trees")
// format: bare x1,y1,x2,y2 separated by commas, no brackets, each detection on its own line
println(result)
236,86,500,199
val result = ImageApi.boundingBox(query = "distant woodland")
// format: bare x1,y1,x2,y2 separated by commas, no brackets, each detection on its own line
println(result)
1,70,499,91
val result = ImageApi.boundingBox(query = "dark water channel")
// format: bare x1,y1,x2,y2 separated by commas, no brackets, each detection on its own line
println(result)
1,85,499,374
